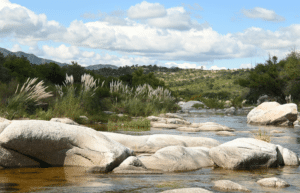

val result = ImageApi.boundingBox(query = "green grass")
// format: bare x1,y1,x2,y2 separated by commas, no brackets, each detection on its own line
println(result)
0,75,181,132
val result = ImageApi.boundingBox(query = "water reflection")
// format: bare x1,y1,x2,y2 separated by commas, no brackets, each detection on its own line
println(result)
0,112,299,192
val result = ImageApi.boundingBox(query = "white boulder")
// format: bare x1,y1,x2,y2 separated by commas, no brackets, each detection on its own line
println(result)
0,120,134,171
247,102,298,126
139,146,214,172
101,132,220,153
213,180,251,192
257,177,290,188
209,138,279,169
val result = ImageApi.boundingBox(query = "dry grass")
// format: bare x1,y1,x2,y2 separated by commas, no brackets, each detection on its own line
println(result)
253,129,272,142
13,77,53,105
109,79,175,102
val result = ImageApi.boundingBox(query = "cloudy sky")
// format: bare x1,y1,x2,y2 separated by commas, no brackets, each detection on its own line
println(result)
0,0,299,70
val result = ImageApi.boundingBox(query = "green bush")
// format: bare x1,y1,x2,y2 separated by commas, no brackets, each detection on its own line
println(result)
230,95,244,108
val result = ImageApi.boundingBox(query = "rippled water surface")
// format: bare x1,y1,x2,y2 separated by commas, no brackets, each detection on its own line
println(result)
1,111,300,192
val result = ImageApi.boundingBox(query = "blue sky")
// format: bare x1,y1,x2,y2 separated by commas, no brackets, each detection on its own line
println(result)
0,0,299,70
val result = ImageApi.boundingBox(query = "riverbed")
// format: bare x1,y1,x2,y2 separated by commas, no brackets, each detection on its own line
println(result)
0,111,299,192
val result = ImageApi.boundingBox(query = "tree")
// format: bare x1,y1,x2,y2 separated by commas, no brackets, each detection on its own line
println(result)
34,62,66,86
0,52,5,65
0,64,12,84
236,55,288,104
3,56,37,84
61,61,86,84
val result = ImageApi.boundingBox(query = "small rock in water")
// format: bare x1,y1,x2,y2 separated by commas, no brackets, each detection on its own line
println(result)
216,131,235,136
257,177,290,188
213,180,251,192
270,130,284,134
160,187,213,193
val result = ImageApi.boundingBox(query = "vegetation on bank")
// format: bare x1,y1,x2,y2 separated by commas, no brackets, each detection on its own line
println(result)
1,49,300,132
0,72,178,132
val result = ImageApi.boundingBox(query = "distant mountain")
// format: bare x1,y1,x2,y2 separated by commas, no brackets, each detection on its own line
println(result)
0,47,122,70
0,47,70,67
85,64,119,70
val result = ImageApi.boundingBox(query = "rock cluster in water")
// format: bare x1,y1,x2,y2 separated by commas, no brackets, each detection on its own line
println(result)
0,101,299,192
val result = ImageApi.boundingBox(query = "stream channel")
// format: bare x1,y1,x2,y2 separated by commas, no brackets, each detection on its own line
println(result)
0,109,299,192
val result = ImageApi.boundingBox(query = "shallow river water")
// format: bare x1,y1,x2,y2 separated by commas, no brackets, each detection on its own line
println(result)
1,110,300,192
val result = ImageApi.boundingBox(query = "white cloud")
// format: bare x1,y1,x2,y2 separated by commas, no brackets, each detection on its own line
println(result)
0,0,65,44
165,62,204,69
42,44,80,60
1,1,300,71
11,44,22,52
239,63,253,69
241,7,285,22
127,1,166,19
210,66,227,70
147,7,194,30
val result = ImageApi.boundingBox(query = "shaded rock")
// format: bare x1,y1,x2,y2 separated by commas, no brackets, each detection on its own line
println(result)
139,146,214,172
160,188,213,193
213,180,251,192
102,132,220,153
209,138,278,169
177,101,206,111
276,145,299,166
113,156,162,174
247,102,298,126
225,107,236,114
177,122,234,132
257,177,290,188
0,120,134,171
159,113,187,119
216,131,235,136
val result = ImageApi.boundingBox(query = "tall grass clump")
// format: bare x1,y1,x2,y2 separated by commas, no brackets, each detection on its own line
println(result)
3,77,53,120
43,73,105,122
253,129,272,143
108,80,180,117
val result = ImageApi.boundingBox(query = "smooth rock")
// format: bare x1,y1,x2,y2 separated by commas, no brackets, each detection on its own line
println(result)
160,188,213,193
276,145,299,166
216,131,235,136
102,132,220,153
257,177,290,188
270,130,284,134
112,156,162,174
247,102,298,126
177,101,206,111
213,180,251,192
0,120,133,171
209,138,278,169
50,117,79,125
177,122,234,132
139,146,214,172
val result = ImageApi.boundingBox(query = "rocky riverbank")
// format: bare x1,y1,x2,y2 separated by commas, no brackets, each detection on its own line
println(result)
0,109,300,192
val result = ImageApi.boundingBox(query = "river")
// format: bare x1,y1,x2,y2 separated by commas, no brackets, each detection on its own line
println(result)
0,110,299,192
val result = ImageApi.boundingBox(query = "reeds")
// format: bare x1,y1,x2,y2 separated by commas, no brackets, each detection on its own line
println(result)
253,129,272,143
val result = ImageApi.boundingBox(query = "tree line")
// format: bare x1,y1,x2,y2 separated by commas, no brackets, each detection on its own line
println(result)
0,53,180,106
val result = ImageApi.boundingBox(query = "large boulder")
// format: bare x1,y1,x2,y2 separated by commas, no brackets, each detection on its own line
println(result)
247,102,298,126
102,132,220,153
209,138,279,169
139,146,214,172
0,120,134,171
